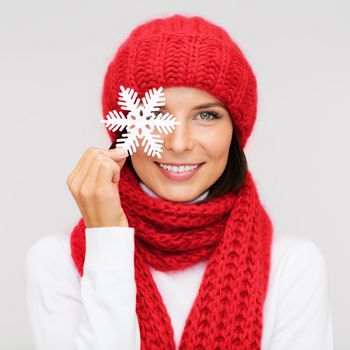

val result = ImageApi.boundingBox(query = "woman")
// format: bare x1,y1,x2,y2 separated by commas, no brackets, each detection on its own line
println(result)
25,14,334,349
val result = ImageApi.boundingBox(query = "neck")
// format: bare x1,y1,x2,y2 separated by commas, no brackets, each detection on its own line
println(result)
139,181,209,204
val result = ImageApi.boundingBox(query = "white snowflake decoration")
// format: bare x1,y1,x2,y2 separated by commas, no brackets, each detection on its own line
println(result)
101,85,181,159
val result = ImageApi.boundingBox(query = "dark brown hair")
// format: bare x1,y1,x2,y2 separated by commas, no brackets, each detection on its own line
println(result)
118,121,248,202
203,124,248,201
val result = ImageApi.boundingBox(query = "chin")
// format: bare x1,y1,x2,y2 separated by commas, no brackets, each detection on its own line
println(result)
156,186,198,203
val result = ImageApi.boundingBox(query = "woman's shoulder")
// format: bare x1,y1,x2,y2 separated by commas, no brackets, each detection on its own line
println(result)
271,231,328,271
25,227,135,281
25,230,72,262
25,231,80,284
269,231,329,292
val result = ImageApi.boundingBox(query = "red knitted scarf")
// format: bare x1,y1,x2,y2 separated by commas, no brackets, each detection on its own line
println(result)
70,164,273,349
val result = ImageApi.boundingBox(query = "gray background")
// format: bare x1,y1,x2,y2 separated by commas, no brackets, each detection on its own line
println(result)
1,0,349,348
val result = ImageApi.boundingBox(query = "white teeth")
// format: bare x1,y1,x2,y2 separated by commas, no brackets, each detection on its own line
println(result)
159,163,199,173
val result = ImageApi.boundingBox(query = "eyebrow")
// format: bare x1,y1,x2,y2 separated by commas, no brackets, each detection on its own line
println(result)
159,102,226,110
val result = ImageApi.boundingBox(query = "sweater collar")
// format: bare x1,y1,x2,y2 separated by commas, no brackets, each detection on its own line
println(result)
139,181,209,203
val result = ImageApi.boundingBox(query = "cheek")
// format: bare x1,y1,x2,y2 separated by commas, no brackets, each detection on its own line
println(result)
130,151,156,176
199,126,232,160
130,152,146,172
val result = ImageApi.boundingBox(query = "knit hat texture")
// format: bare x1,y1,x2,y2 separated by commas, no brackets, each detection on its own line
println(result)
102,14,257,149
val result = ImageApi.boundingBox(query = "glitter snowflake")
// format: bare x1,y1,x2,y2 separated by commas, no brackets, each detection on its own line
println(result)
101,85,181,159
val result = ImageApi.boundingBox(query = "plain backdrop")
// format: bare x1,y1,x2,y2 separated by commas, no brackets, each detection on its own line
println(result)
0,0,349,349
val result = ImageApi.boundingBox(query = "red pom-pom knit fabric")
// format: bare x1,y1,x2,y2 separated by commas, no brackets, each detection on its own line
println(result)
70,165,273,349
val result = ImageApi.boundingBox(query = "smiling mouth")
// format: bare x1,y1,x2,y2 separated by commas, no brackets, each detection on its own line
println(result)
155,161,204,166
154,162,205,181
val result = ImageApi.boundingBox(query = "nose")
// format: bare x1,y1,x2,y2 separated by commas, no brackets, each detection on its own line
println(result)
162,117,194,154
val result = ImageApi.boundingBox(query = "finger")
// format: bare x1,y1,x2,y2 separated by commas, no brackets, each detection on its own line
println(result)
70,147,127,187
70,149,99,187
69,147,100,181
80,155,106,188
114,155,127,174
100,148,128,170
96,157,121,186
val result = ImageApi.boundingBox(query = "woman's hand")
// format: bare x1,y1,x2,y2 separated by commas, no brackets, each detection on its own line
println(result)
67,147,129,228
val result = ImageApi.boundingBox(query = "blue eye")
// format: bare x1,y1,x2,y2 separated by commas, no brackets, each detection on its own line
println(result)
196,111,222,120
152,110,222,120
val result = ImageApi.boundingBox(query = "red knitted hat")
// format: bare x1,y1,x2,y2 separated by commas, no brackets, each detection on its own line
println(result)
101,14,257,149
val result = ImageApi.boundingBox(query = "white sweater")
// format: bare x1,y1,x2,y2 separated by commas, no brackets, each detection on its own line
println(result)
25,183,334,350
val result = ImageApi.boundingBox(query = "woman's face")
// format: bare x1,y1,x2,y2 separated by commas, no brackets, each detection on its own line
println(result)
130,86,233,202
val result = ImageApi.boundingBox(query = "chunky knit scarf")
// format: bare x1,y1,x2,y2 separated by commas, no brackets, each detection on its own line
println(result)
70,164,273,349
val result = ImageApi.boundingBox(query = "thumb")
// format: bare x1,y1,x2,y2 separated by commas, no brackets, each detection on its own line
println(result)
109,146,128,161
108,147,128,173
116,154,127,169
